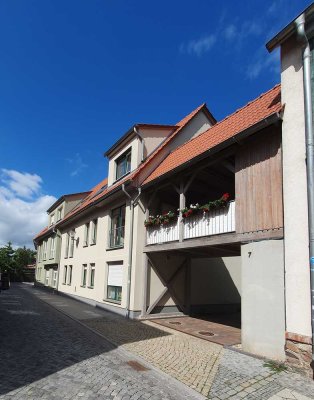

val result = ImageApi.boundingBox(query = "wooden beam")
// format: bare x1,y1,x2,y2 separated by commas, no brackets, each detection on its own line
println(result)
146,255,187,314
144,228,284,253
222,160,235,174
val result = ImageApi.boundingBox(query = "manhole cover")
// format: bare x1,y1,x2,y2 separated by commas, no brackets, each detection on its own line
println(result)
198,331,215,336
169,321,181,325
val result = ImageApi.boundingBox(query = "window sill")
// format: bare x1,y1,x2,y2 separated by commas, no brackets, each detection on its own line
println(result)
114,171,130,184
62,283,66,285
80,285,86,288
103,298,121,305
87,286,94,289
106,245,124,251
83,244,88,248
90,242,96,246
67,283,71,286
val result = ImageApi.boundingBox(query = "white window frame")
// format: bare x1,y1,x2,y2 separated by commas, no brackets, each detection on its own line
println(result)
106,262,123,303
45,269,50,286
67,265,72,285
83,223,90,247
52,270,58,288
63,265,68,284
50,214,55,226
69,231,75,258
81,264,87,287
65,233,70,258
50,236,55,259
43,241,47,261
90,219,97,245
89,263,95,288
57,207,62,221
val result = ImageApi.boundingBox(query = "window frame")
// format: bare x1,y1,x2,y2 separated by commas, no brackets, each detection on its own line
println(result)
81,264,87,287
67,265,72,285
88,263,95,288
83,222,90,247
115,148,132,181
63,265,68,285
109,205,126,249
90,219,98,245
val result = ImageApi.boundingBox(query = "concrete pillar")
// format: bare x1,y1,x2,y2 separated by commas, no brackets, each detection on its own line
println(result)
241,239,285,360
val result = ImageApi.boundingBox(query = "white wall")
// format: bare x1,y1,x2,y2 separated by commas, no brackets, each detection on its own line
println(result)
281,36,312,338
58,196,131,314
241,240,285,360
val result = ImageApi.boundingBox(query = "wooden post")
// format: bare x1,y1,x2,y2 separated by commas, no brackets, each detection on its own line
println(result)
179,182,185,242
141,253,149,318
185,257,191,315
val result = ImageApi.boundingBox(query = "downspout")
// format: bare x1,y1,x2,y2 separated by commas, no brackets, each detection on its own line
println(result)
296,14,314,374
122,183,141,318
134,126,145,162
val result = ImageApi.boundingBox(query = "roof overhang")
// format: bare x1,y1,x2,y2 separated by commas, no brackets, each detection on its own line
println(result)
104,124,177,158
142,111,282,189
266,3,314,52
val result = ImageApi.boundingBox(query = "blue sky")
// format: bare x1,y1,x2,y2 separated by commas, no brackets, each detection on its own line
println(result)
0,0,310,247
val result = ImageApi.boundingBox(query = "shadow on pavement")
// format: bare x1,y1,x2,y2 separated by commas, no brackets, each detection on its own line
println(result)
0,283,170,396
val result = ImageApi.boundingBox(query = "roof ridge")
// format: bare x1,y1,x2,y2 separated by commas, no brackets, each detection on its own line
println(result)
166,84,281,156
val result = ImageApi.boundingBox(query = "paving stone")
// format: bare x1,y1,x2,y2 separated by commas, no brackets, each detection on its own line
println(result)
0,285,202,400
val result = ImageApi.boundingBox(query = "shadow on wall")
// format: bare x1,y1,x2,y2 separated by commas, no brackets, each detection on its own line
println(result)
0,284,171,397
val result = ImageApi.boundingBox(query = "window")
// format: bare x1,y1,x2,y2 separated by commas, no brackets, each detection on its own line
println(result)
89,263,95,288
69,231,75,258
81,264,87,287
57,207,62,221
90,219,98,245
50,236,55,259
63,265,68,284
65,233,70,258
37,245,41,262
43,241,47,260
45,269,50,286
109,205,125,248
83,223,90,247
115,149,131,180
68,265,72,285
50,214,55,226
52,270,58,288
106,262,123,303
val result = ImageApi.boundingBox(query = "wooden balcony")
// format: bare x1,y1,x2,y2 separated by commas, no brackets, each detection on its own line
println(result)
146,201,235,245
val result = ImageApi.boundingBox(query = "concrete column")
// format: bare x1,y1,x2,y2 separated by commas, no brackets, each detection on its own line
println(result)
241,239,285,360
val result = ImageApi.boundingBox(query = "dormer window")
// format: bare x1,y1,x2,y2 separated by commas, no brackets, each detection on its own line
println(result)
50,214,55,226
115,149,131,180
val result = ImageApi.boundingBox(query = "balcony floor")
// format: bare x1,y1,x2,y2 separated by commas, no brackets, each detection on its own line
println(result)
152,313,241,346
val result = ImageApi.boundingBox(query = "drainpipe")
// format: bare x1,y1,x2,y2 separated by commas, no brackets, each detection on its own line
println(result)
296,13,314,374
134,126,145,162
122,183,142,318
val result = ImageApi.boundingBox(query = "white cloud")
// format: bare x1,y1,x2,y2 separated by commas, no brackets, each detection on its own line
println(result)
0,169,56,248
247,48,280,79
180,34,216,57
1,169,42,198
67,153,87,177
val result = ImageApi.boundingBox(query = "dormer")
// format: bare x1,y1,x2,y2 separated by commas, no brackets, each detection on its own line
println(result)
46,192,90,226
105,124,177,186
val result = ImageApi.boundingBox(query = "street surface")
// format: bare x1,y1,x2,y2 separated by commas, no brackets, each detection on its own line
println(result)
0,284,202,400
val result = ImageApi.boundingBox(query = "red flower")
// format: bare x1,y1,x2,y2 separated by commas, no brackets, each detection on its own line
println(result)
221,193,230,201
203,207,209,212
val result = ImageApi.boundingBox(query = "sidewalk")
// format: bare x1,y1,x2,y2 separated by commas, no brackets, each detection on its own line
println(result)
25,284,314,400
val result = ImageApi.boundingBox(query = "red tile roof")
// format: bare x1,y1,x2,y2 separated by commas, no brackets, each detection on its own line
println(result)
143,84,282,185
33,103,217,238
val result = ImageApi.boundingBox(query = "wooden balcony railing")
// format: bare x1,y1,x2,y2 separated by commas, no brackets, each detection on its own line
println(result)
146,201,235,245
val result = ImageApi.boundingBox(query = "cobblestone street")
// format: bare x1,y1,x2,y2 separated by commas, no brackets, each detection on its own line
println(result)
0,284,202,400
6,284,314,400
26,285,314,400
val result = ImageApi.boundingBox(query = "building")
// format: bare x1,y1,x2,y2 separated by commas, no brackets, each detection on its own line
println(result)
34,2,314,372
267,2,314,371
34,192,90,289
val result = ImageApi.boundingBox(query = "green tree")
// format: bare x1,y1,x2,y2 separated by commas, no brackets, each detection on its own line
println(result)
0,242,14,273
